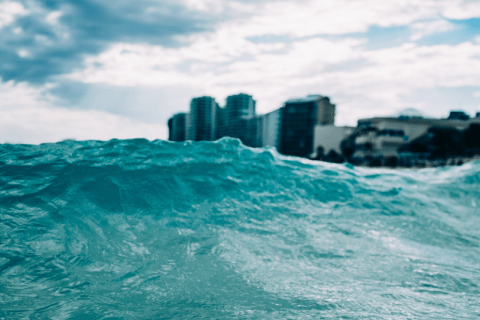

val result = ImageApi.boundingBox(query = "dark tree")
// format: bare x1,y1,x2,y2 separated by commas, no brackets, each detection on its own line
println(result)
340,137,355,158
464,124,480,149
409,141,428,153
367,156,382,167
325,150,343,163
384,156,398,168
430,127,465,159
315,146,325,160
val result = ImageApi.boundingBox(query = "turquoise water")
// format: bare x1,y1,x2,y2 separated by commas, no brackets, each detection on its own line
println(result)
0,138,479,319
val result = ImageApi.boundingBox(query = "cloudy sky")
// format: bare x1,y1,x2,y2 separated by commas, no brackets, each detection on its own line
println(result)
1,0,480,143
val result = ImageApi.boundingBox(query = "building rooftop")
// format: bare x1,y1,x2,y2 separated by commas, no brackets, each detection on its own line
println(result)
358,114,480,127
285,94,324,104
393,108,428,119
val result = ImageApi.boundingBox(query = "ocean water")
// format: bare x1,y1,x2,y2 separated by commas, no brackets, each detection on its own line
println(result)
0,138,479,319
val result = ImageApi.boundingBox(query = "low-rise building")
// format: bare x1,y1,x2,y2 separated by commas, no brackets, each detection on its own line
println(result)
448,111,470,120
353,114,480,158
312,125,354,157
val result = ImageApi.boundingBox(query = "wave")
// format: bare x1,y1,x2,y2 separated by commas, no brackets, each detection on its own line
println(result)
0,138,479,319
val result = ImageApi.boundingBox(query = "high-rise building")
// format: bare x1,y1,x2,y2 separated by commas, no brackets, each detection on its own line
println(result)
250,116,264,148
261,108,283,149
186,96,218,141
168,113,187,142
243,117,261,148
223,93,256,146
278,95,336,157
215,105,225,140
316,96,336,125
168,118,173,141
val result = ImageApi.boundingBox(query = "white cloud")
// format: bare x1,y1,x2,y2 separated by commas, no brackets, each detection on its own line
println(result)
410,19,455,41
45,10,62,25
0,1,27,29
180,0,258,15
17,49,29,58
63,36,361,116
65,28,480,125
66,31,288,87
20,0,480,140
361,42,480,88
209,0,461,38
67,43,193,87
441,0,480,19
0,80,166,144
181,0,225,13
64,0,480,90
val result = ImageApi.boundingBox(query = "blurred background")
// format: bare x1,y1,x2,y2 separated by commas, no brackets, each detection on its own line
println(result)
1,0,479,144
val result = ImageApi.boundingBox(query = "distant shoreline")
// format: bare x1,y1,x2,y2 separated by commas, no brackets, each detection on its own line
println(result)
355,155,480,170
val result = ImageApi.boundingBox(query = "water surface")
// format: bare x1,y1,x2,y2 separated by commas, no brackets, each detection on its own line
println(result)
0,139,479,319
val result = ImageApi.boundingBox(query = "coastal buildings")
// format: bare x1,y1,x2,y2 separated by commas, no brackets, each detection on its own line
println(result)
313,125,354,157
278,95,336,157
251,116,264,148
168,113,187,142
261,108,283,149
223,93,256,146
168,93,337,156
215,106,225,140
186,96,218,141
448,111,470,120
353,112,480,158
167,93,479,167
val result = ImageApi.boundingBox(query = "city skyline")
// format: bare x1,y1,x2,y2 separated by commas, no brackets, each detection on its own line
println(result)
169,93,336,158
169,92,479,165
1,0,480,144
